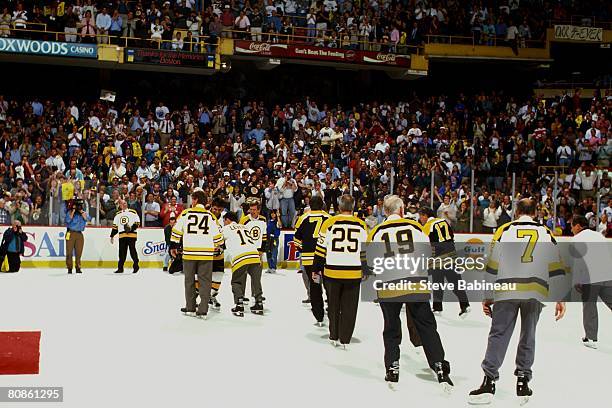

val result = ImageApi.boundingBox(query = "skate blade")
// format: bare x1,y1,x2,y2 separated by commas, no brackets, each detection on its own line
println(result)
251,311,264,315
468,394,493,405
583,343,598,349
232,312,244,317
196,315,207,320
519,396,530,406
183,312,196,317
440,382,453,395
387,382,399,391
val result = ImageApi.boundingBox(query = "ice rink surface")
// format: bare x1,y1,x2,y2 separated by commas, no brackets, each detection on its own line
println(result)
0,267,609,408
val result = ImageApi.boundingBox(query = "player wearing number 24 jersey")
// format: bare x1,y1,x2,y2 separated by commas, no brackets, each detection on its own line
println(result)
171,205,223,261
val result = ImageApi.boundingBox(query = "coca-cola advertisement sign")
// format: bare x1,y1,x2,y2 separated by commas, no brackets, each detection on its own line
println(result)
234,41,411,67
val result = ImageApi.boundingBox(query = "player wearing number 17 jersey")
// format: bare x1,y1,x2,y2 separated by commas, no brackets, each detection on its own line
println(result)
419,207,470,316
314,195,368,349
294,196,330,325
222,211,264,317
171,190,223,319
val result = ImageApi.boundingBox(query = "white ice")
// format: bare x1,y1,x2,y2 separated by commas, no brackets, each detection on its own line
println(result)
0,268,609,408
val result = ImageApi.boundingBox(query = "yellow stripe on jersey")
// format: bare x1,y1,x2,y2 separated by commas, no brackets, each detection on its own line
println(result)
232,251,262,272
324,266,362,279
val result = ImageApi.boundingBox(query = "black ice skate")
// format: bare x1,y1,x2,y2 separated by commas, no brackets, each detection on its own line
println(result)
516,376,533,406
180,307,196,317
385,361,399,389
434,362,453,394
459,306,471,318
468,375,496,405
209,295,221,311
231,304,244,317
250,302,264,315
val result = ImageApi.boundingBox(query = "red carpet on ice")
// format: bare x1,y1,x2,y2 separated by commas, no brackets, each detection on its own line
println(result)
0,331,41,375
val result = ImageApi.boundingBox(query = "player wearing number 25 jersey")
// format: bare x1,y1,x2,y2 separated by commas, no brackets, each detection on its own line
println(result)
314,195,367,348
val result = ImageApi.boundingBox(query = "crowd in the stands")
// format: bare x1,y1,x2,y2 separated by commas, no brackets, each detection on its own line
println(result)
1,0,610,53
0,87,610,235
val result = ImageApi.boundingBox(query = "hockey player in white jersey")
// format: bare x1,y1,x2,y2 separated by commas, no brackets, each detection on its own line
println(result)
368,195,453,391
171,190,223,319
469,198,566,405
222,211,264,317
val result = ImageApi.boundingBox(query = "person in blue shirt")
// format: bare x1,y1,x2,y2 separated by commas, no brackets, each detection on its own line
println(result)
65,198,90,274
266,210,282,274
247,123,266,144
0,220,28,273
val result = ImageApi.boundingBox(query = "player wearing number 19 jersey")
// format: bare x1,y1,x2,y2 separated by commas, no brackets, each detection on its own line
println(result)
314,195,367,349
171,191,223,319
294,196,330,324
368,196,453,390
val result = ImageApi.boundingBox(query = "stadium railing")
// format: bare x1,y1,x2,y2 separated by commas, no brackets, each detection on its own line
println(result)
3,26,216,52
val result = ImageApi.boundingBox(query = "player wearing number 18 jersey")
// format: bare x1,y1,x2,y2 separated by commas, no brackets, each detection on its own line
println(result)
294,196,330,324
171,190,223,319
314,195,367,349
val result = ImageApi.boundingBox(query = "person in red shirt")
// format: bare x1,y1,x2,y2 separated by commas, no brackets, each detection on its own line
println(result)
160,196,183,226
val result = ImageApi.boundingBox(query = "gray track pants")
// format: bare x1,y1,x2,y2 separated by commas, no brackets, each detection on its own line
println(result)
482,300,542,381
232,263,263,304
184,260,213,315
582,283,612,341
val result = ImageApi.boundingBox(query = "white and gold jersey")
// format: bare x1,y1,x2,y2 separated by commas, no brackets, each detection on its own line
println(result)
221,222,262,272
171,205,223,261
315,214,368,279
239,214,267,252
486,215,565,302
111,209,141,239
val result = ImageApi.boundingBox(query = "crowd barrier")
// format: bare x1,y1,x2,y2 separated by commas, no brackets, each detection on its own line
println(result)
18,227,586,270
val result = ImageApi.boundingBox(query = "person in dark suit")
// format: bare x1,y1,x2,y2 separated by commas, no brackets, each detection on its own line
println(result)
0,220,28,273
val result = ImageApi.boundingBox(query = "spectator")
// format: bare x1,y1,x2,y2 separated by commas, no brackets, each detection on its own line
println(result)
143,193,161,227
0,220,28,273
266,209,281,274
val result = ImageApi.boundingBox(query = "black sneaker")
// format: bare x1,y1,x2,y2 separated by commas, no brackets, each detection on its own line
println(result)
469,375,496,404
250,302,264,315
180,307,196,316
459,306,471,318
231,304,244,317
163,267,168,272
517,376,533,405
385,361,399,385
434,362,453,393
76,269,82,274
133,265,140,274
67,269,72,274
114,270,124,274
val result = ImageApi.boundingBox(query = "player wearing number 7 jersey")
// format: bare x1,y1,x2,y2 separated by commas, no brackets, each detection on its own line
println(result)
171,190,223,319
313,195,368,350
469,198,567,405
